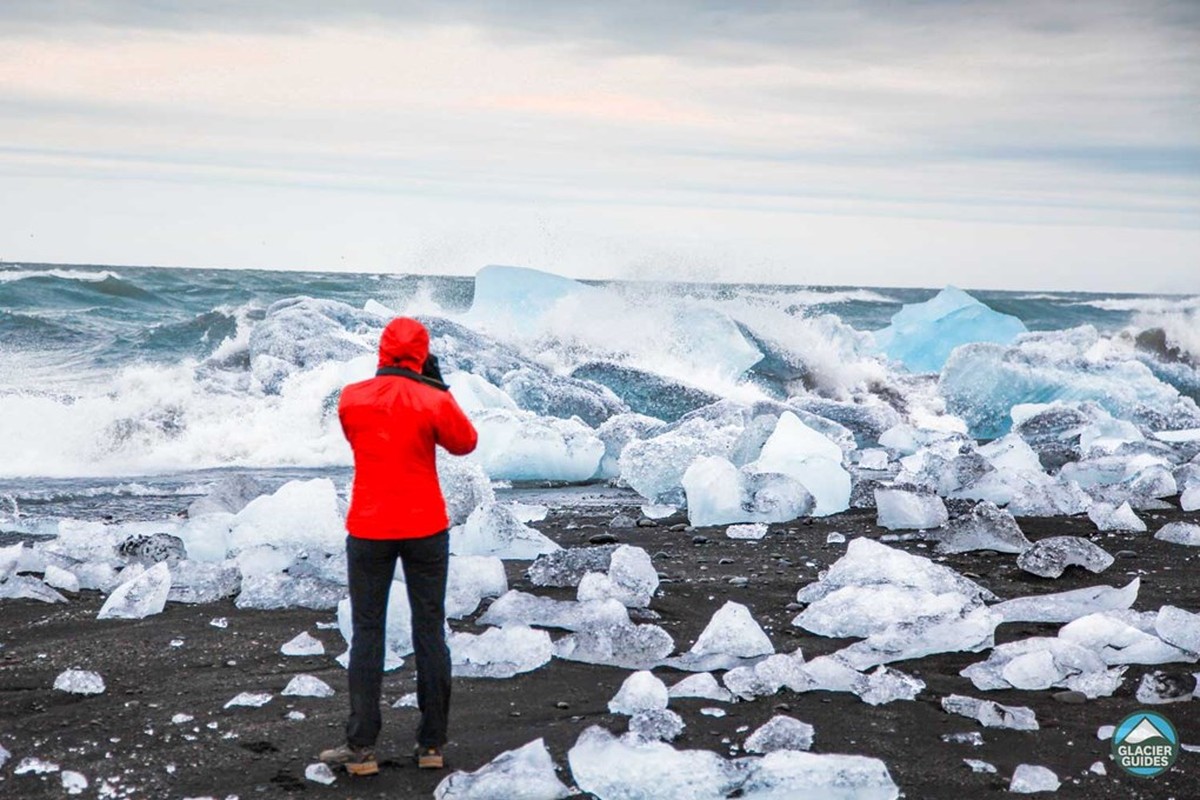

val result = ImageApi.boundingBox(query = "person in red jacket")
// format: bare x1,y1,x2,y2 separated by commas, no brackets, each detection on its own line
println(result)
320,317,478,776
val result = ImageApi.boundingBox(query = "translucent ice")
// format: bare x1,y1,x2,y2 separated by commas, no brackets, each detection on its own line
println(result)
478,592,630,631
15,756,60,775
451,503,560,560
434,738,572,800
283,675,334,698
726,523,769,540
577,545,658,608
941,694,1039,731
744,715,815,753
61,770,88,794
1155,605,1200,655
629,709,686,742
936,502,1031,555
609,670,669,715
53,669,105,695
794,585,979,639
446,555,508,618
961,638,1123,697
281,631,325,656
229,478,345,554
856,665,926,705
874,286,1026,374
527,545,618,588
0,574,67,603
450,625,553,678
567,725,743,800
1183,484,1200,512
992,579,1140,624
668,672,734,703
188,474,266,518
858,449,890,471
1087,501,1146,533
687,602,775,659
1155,521,1200,546
236,571,344,611
469,407,604,482
1016,537,1114,578
224,691,272,708
305,763,336,786
1060,612,1194,665
837,608,1003,670
337,591,413,671
749,412,851,516
874,487,948,530
168,560,241,604
682,455,813,527
620,412,744,505
97,561,171,620
594,413,669,479
553,623,675,670
439,456,496,526
1009,764,1060,794
738,750,900,800
1135,670,1197,704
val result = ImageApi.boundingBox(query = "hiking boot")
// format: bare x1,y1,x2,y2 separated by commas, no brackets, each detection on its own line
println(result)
319,743,379,776
414,745,445,770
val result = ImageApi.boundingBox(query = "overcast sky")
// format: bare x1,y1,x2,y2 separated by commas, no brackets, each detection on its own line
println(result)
0,1,1196,291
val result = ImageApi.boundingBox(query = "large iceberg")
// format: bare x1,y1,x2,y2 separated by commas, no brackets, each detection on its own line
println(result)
874,286,1026,373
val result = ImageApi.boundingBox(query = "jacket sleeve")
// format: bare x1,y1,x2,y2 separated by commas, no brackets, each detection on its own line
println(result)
434,392,479,456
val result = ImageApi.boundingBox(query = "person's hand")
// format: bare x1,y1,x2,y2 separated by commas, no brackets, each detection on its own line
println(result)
422,353,444,383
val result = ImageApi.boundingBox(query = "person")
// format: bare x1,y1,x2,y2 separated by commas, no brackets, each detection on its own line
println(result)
319,317,478,776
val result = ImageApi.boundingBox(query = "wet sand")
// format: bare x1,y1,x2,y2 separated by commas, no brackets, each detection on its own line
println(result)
2,502,1198,799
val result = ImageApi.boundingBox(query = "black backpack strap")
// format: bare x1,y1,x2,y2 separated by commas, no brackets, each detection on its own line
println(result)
375,366,450,391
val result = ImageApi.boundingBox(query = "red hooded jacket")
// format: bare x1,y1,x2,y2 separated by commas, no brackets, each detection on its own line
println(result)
338,317,479,539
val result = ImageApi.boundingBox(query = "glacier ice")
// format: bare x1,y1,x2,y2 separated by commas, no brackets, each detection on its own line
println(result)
667,601,775,671
793,585,980,639
960,637,1124,697
282,675,335,698
628,708,686,742
874,487,948,530
53,669,105,695
305,763,336,786
744,716,815,753
577,545,658,608
15,756,59,775
682,455,813,527
236,571,344,611
478,591,630,631
61,770,88,794
1016,536,1113,578
748,411,851,516
98,561,171,619
168,560,241,604
1134,670,1197,704
668,672,734,703
228,478,345,554
567,725,743,800
574,363,717,425
225,691,273,708
726,523,769,540
450,625,552,678
935,502,1031,554
992,579,1139,624
1059,612,1194,665
941,694,1039,730
1087,501,1146,532
468,408,604,482
451,503,560,560
874,286,1027,374
593,413,669,479
619,411,745,505
1155,605,1200,655
1155,521,1200,546
608,670,669,714
1183,484,1200,511
439,456,496,527
434,738,571,800
188,474,266,518
446,555,508,618
0,574,68,603
836,608,1002,671
42,564,80,593
1009,764,1060,794
281,631,325,656
553,622,675,670
527,545,618,588
858,449,890,470
467,264,600,333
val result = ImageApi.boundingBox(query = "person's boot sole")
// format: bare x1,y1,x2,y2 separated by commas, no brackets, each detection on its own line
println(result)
418,754,444,769
346,761,380,776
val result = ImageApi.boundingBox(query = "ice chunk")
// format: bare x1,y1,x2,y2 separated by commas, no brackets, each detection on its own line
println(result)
874,488,948,530
748,412,851,516
553,623,675,670
305,762,336,785
726,523,769,540
992,579,1139,623
1017,537,1114,578
282,675,334,698
61,770,88,794
838,608,1003,670
593,412,670,479
858,449,890,470
478,592,630,631
168,560,241,604
236,571,344,611
1060,612,1194,665
744,716,815,753
434,738,572,800
0,742,9,768
699,707,725,717
567,725,743,799
797,538,996,604
737,750,900,799
527,545,617,588
468,408,604,482
97,562,171,620
1155,522,1200,546
722,652,811,700
229,478,345,554
964,759,996,774
620,412,745,505
682,455,814,527
1087,501,1146,533
1135,670,1197,704
936,502,1031,554
15,757,60,774
439,456,496,526
53,669,105,695
1155,605,1200,655
577,545,658,608
0,574,68,603
281,631,325,656
451,503,560,560
0,542,23,580
874,286,1027,373
447,371,518,413
794,585,979,639
961,638,1122,697
446,555,508,619
224,691,272,708
668,672,734,703
1182,484,1200,511
609,670,669,714
188,474,266,518
629,709,686,742
641,503,677,519
941,694,1039,730
451,625,553,678
687,602,774,659
1009,764,1059,794
176,512,233,563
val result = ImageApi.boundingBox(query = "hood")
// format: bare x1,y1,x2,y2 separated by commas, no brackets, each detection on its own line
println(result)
377,317,429,371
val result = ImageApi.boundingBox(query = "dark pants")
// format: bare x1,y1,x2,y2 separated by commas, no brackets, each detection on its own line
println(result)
345,531,451,749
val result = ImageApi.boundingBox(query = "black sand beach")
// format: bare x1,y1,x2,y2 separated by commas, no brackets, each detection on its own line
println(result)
2,501,1198,799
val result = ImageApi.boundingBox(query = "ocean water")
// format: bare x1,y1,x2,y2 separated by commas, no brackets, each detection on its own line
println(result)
1,262,1197,523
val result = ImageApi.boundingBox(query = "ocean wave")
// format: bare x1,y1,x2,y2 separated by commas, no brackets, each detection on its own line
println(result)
1070,295,1200,314
0,267,123,283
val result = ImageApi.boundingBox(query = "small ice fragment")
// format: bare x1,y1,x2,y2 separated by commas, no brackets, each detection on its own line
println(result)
527,545,618,588
668,672,734,702
1135,671,1196,704
744,716,815,753
61,770,88,794
53,669,105,695
688,601,775,659
1089,761,1106,776
1155,605,1200,654
992,579,1139,624
1155,522,1200,546
726,523,768,540
393,692,418,708
315,620,339,629
210,617,228,628
936,502,1031,555
1016,537,1114,579
700,707,726,717
281,632,324,656
608,671,668,715
0,742,10,768
874,488,948,530
450,502,561,559
171,713,193,724
170,638,185,647
1009,764,1060,793
826,532,846,544
282,675,334,698
859,449,889,470
15,756,60,775
942,694,1038,730
43,565,80,593
577,545,659,608
1097,725,1114,740
286,711,306,721
553,622,675,669
97,562,171,619
965,759,996,774
224,692,272,709
433,738,572,800
942,732,984,746
1088,501,1146,533
305,763,336,785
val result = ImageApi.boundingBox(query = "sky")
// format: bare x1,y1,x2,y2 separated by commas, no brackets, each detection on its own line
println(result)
0,1,1196,292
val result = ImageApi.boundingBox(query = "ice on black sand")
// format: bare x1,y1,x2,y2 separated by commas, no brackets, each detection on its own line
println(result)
281,631,324,656
434,738,571,800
